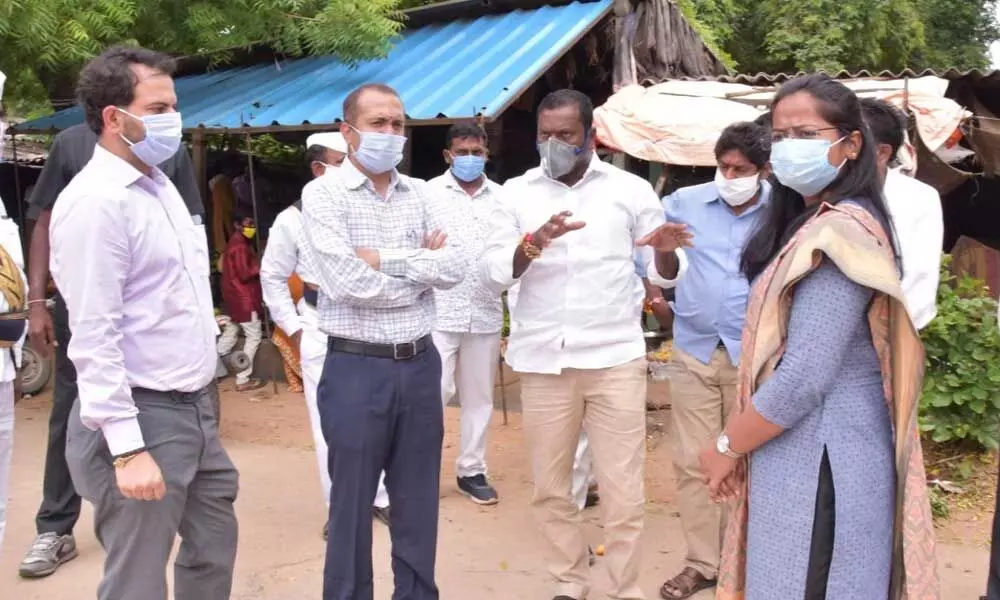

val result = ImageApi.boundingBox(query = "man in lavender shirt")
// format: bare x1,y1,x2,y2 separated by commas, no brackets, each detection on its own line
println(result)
48,46,237,600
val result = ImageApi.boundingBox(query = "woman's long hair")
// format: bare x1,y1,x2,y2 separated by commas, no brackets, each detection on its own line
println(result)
740,74,901,282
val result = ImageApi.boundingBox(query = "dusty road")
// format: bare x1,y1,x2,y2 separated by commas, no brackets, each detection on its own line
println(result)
0,377,991,599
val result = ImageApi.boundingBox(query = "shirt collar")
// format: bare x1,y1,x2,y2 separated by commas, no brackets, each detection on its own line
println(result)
90,144,167,191
442,169,494,198
340,156,409,193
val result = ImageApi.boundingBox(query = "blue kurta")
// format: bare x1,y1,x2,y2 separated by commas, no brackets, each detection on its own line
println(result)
746,258,895,599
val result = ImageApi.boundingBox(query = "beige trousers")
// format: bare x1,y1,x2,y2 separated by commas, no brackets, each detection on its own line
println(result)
520,358,648,600
668,346,738,579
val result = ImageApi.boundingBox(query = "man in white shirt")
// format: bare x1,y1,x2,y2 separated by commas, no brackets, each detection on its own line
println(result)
48,46,237,599
860,97,943,329
260,131,390,536
480,89,690,600
302,83,466,600
0,188,28,554
428,122,503,505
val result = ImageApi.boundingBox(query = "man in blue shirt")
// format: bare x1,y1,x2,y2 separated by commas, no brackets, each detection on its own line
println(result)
658,121,771,599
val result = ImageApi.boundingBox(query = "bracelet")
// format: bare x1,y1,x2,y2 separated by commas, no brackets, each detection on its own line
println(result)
112,447,147,470
521,233,542,260
27,299,47,306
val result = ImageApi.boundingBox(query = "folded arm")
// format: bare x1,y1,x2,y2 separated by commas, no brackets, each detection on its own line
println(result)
378,183,467,289
53,195,142,456
301,179,428,308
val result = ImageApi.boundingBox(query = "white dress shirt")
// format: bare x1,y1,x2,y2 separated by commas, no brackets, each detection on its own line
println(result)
301,159,467,344
480,156,682,375
50,146,218,456
0,200,25,382
428,171,504,334
884,168,943,330
260,204,319,336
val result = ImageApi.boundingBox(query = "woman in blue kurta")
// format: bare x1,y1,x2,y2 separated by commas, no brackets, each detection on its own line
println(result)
698,74,939,600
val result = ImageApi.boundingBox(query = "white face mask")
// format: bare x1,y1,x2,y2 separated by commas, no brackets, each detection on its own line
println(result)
714,169,760,207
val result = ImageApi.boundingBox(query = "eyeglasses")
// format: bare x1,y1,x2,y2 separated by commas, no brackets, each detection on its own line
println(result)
770,126,840,142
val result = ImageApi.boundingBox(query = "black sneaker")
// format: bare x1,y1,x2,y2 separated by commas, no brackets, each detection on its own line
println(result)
372,506,391,527
457,474,499,505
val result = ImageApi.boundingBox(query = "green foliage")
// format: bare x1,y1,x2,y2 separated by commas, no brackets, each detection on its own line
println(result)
0,0,410,114
680,0,999,73
205,133,302,165
919,255,1000,450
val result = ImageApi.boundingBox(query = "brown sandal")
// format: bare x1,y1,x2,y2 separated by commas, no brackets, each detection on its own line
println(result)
659,567,717,599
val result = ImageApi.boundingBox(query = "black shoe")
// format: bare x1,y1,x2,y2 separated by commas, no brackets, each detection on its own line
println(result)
457,474,499,505
584,489,600,509
322,520,329,541
372,506,391,526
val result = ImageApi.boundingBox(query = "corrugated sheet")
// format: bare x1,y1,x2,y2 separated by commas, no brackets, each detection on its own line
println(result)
16,0,612,133
674,68,1000,86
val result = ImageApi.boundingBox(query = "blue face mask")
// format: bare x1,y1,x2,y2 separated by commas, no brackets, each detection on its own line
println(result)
770,137,846,197
450,154,485,182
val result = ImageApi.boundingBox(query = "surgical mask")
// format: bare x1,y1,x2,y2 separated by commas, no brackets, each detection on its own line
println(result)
450,154,485,182
320,162,338,174
714,169,760,207
117,109,183,167
538,138,585,179
242,226,256,239
770,138,846,197
350,126,407,174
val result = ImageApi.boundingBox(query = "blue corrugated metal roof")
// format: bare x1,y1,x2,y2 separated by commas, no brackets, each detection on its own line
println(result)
17,0,612,133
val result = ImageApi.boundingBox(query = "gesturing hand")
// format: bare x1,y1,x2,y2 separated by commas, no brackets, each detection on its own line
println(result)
636,222,693,253
533,211,586,248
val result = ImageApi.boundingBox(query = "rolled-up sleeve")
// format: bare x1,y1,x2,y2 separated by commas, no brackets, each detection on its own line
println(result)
752,259,874,429
480,187,523,294
51,194,142,456
378,182,467,289
301,177,427,308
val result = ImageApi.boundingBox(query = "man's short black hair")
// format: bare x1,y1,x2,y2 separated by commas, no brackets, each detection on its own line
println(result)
76,45,176,135
305,145,329,166
342,83,400,124
714,121,771,169
537,89,594,133
753,111,772,129
860,97,906,158
445,122,487,149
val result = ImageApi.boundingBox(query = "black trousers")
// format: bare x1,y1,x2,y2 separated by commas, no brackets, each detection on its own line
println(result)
320,343,444,600
35,293,82,536
986,456,1000,600
804,448,836,600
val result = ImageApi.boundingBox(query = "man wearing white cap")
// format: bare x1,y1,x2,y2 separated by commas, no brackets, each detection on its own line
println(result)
261,131,390,538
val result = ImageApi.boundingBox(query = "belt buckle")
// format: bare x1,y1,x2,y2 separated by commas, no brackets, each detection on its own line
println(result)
393,341,417,360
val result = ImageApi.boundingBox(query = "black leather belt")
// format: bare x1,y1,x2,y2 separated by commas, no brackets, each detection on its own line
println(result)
327,334,432,361
303,287,318,308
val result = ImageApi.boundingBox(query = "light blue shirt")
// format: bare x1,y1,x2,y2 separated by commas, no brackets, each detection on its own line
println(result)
665,179,770,366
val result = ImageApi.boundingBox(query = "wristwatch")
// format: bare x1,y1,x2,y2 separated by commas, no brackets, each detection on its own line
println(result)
716,433,744,459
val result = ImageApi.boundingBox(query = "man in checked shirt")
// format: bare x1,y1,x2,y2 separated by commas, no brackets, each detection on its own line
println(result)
301,82,466,600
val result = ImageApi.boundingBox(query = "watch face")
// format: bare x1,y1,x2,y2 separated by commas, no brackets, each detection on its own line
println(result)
716,434,728,454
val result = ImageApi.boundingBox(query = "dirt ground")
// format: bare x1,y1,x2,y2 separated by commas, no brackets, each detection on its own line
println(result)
0,374,992,599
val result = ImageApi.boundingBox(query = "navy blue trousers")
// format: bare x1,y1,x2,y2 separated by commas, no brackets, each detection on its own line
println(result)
319,344,443,600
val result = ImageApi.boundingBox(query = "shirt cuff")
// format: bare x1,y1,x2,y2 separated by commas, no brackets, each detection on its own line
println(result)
379,248,420,278
646,248,688,289
102,417,146,457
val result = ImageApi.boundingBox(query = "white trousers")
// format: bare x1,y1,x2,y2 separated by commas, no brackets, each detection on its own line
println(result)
572,431,596,510
298,301,388,509
432,330,501,478
0,380,13,552
216,312,263,385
